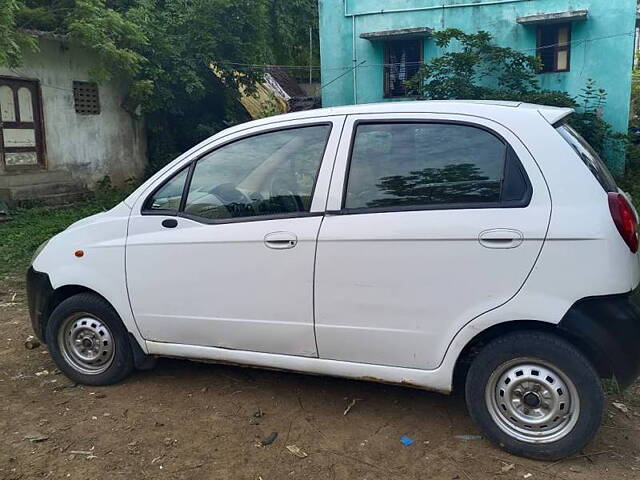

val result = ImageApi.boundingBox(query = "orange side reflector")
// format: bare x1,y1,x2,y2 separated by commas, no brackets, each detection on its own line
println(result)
74,250,84,258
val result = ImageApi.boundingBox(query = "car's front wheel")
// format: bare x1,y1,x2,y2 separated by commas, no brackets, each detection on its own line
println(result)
46,293,135,385
465,331,604,461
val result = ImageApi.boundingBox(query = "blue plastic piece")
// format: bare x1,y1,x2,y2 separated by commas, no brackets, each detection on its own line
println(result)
400,435,414,446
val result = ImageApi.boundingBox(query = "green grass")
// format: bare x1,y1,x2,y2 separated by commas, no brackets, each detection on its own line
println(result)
0,202,106,279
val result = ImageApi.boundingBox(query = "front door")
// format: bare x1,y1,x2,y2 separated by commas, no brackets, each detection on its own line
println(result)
0,77,45,171
126,119,343,357
314,114,551,369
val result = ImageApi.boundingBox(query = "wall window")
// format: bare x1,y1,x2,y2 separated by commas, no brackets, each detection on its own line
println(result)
537,23,571,73
0,77,45,169
73,81,101,115
344,123,526,210
384,39,423,97
145,125,331,221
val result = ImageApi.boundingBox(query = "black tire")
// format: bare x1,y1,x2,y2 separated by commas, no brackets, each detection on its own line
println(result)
465,331,604,461
45,293,135,386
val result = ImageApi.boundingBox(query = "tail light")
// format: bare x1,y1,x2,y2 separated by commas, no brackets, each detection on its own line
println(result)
608,192,639,253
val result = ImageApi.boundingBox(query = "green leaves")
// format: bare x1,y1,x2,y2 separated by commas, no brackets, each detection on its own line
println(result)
406,29,542,100
67,0,147,82
0,0,37,67
405,29,625,169
1,0,317,174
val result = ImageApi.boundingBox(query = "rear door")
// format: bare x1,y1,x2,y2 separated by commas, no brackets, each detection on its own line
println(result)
314,113,551,369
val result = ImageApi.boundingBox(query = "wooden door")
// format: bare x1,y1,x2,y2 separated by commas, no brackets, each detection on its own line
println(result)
0,77,46,171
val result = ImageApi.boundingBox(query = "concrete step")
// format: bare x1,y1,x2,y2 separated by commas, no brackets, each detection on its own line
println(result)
0,170,73,188
4,181,81,199
29,190,91,207
0,176,90,207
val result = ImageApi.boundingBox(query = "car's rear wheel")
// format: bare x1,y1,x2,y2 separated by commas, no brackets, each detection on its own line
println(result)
465,331,603,461
46,293,134,385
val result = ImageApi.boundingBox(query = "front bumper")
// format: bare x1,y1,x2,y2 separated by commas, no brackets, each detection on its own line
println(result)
559,288,640,390
26,266,54,343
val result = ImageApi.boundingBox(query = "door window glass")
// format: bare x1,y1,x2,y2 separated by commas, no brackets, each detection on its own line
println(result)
183,125,330,220
146,168,189,212
345,123,507,209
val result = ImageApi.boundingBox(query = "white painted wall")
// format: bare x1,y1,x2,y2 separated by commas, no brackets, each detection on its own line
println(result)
0,35,147,186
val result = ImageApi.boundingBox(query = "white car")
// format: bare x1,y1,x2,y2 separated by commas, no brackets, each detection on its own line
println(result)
28,101,640,460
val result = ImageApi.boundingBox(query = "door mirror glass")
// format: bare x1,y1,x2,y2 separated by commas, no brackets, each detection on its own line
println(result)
183,125,330,220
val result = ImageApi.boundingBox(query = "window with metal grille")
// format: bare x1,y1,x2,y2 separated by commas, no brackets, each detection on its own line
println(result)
383,39,423,97
73,81,100,115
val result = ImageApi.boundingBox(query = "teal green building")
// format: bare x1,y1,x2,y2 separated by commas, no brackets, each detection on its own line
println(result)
319,0,638,135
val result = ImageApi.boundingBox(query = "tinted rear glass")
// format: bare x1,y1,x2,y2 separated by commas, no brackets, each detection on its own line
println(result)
345,123,506,209
556,124,617,192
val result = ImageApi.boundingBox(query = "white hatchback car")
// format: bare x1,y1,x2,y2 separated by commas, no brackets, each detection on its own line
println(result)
28,101,640,460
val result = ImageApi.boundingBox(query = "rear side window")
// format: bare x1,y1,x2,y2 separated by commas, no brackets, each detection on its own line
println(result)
344,122,530,210
556,124,617,192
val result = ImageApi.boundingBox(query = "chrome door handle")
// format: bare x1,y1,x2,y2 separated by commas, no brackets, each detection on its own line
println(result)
264,231,298,250
478,229,524,249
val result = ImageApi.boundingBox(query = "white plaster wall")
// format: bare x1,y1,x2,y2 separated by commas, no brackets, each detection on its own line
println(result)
0,36,147,186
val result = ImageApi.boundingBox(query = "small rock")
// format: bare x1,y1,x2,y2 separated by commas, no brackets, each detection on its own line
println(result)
253,409,265,418
523,474,532,479
501,463,515,473
164,437,176,447
24,336,41,350
34,370,49,377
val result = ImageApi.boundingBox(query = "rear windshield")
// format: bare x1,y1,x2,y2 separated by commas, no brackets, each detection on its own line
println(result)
556,123,617,192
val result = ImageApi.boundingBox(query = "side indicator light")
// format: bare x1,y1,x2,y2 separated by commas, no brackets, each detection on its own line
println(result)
75,250,85,258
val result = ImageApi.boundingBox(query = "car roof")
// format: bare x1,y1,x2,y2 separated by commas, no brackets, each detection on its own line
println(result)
223,100,574,136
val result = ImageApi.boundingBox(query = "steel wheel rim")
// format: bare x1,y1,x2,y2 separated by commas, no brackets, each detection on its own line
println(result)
57,313,115,375
485,358,580,444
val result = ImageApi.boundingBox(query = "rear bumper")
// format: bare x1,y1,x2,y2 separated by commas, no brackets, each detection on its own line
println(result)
559,288,640,390
26,266,54,343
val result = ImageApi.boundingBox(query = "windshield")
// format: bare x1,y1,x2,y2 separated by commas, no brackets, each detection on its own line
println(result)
556,124,617,193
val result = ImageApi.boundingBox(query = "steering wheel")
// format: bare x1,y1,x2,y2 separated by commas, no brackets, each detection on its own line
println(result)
209,183,255,216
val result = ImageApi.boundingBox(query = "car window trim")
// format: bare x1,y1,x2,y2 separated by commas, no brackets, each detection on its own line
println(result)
140,122,334,221
178,210,324,225
339,119,532,213
141,163,193,215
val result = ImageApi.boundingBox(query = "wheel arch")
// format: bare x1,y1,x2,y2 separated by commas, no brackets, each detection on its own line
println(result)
41,283,153,369
452,320,612,393
43,285,108,343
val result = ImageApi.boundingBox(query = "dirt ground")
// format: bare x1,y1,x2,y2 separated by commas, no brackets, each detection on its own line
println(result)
2,277,640,480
